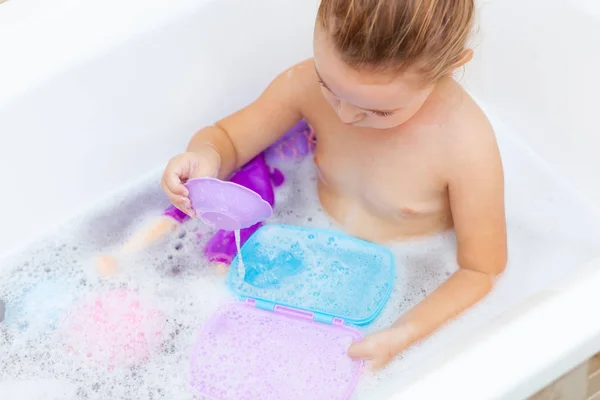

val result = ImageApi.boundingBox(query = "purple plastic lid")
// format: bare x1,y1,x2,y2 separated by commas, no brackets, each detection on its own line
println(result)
190,301,363,400
185,178,273,231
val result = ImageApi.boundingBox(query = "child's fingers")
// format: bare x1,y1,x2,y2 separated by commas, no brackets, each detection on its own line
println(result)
347,339,374,360
162,181,197,219
161,181,193,215
348,342,390,371
173,196,193,217
160,179,179,201
174,196,195,218
164,172,188,197
348,330,399,371
181,201,196,218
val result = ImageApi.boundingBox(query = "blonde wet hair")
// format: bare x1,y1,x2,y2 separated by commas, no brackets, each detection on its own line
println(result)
317,0,475,82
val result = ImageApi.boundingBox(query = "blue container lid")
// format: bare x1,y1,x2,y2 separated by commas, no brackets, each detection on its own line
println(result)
228,225,395,326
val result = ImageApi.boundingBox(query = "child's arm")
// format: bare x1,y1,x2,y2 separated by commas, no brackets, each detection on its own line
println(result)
349,107,507,370
162,62,307,214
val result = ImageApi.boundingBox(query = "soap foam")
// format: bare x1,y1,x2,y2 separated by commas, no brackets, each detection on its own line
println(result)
1,115,600,399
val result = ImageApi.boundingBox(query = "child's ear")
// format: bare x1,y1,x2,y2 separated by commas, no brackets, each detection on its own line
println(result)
453,49,473,68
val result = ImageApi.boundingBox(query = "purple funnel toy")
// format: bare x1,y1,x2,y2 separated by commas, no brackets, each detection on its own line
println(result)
201,153,277,264
184,177,272,232
164,120,315,264
163,154,278,264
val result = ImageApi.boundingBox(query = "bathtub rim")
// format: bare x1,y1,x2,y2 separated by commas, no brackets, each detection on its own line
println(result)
388,255,600,399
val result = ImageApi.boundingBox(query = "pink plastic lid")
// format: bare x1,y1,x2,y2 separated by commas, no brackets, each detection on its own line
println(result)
190,301,363,400
185,178,272,231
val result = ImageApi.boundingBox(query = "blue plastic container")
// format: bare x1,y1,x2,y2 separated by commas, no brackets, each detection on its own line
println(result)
227,224,396,325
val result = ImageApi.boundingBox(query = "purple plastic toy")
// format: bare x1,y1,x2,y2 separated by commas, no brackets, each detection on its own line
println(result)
163,120,314,264
190,301,362,400
265,119,315,165
184,178,272,232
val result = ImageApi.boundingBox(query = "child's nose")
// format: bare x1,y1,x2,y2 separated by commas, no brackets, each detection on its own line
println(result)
337,102,363,124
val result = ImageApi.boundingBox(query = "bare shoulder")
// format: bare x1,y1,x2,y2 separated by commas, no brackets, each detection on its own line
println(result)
281,58,324,113
432,78,502,177
282,58,319,87
250,59,317,107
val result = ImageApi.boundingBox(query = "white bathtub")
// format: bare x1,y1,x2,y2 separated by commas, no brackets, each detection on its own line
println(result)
1,0,600,398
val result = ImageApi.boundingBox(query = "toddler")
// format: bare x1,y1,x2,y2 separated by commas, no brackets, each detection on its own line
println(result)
162,0,507,370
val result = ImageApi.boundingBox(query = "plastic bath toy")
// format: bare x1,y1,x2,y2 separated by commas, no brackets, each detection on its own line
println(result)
62,289,166,368
190,119,314,264
201,153,278,264
229,225,396,325
3,280,75,332
95,120,315,275
265,119,315,165
184,179,272,232
189,225,396,400
190,302,362,400
162,153,280,265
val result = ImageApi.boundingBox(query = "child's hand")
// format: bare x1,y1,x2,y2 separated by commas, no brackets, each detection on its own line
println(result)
161,147,220,217
348,325,414,371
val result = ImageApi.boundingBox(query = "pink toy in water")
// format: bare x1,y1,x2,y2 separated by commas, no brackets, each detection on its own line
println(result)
62,290,166,368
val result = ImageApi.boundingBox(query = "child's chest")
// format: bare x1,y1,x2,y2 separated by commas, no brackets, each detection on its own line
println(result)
308,115,449,218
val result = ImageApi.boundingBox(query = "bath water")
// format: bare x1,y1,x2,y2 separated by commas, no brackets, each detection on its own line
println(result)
234,229,244,279
1,114,600,400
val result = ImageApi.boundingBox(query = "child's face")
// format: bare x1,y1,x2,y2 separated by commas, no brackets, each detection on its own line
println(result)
313,27,435,130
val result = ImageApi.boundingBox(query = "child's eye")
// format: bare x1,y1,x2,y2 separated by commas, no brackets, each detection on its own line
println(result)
372,110,394,117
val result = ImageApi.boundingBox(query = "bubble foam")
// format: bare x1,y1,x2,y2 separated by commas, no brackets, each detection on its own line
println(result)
0,120,599,399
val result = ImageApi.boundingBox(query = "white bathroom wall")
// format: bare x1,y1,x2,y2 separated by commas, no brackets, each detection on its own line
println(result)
463,0,600,208
4,0,598,260
0,0,319,257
